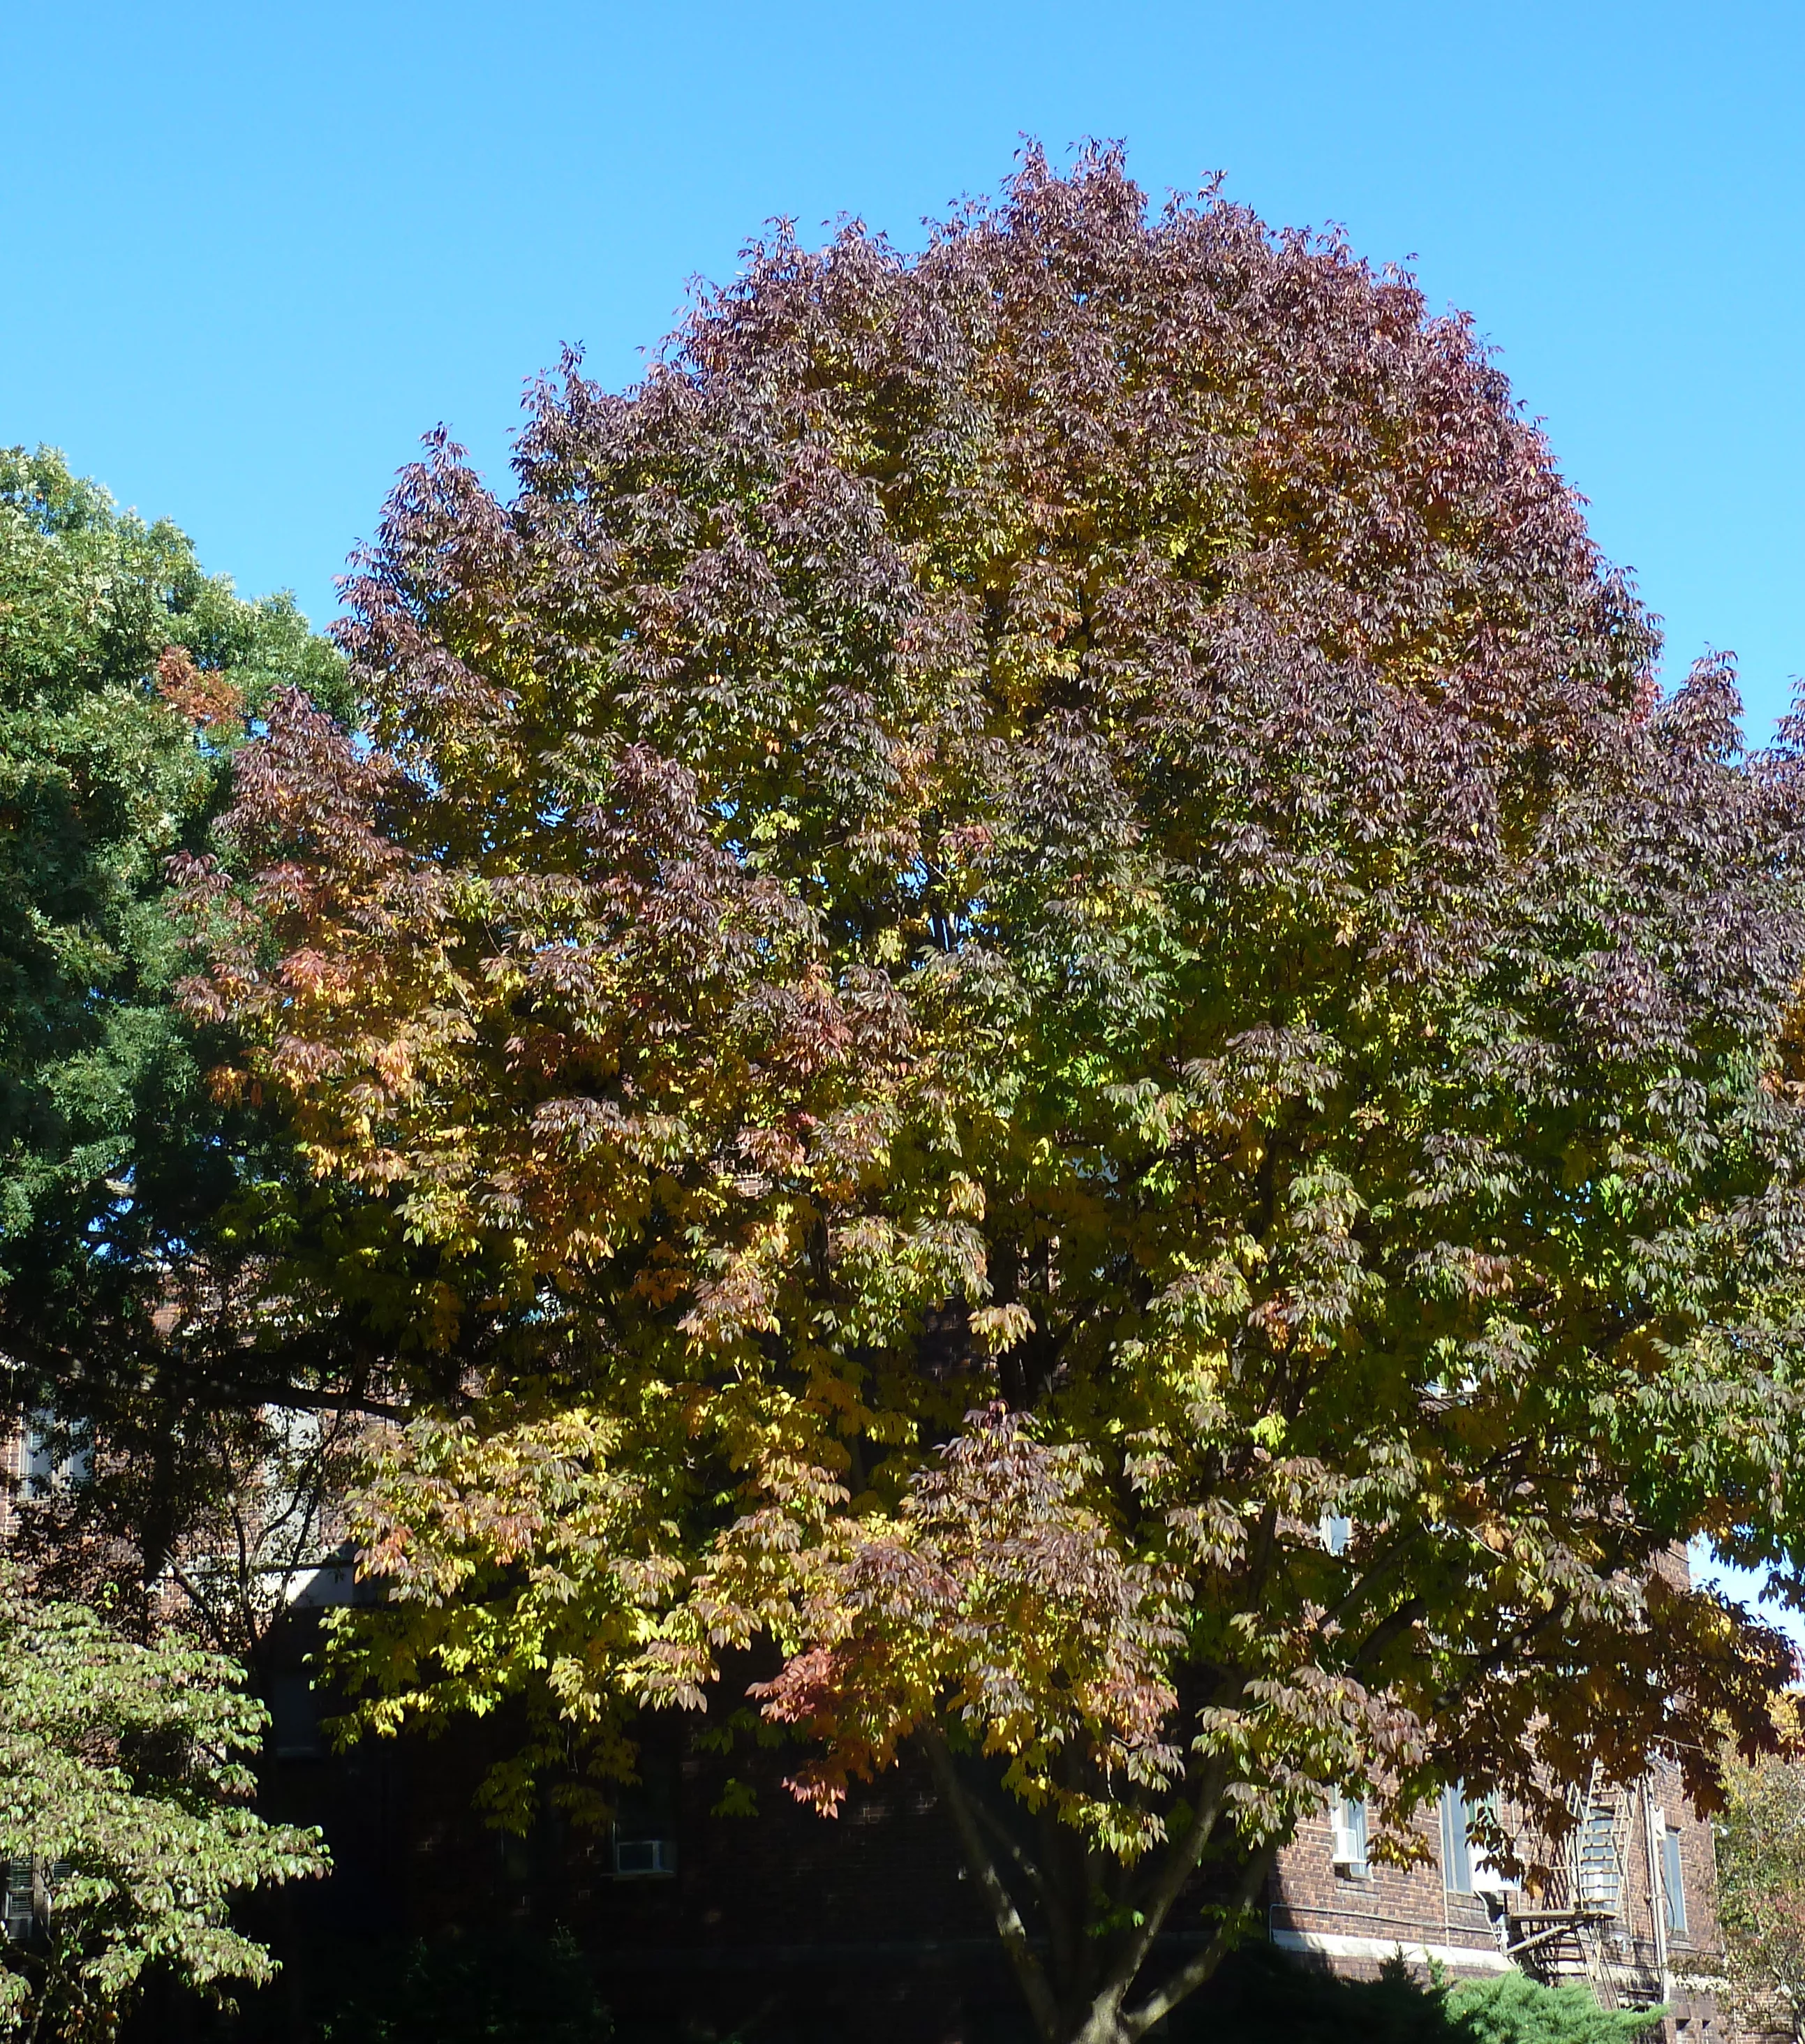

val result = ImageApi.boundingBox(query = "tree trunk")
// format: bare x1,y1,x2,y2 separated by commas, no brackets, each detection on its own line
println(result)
919,1726,1282,2044
1070,2007,1134,2044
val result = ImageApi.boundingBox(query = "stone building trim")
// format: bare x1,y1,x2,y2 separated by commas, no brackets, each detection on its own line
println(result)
1271,1927,1515,1973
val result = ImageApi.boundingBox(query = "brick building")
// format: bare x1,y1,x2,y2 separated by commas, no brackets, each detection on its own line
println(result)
1270,1765,1726,2039
246,1613,1737,2044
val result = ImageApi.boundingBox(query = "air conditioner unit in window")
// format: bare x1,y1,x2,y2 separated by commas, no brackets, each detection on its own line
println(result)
609,1759,679,1878
611,1830,676,1879
1469,1849,1508,1898
1330,1794,1369,1876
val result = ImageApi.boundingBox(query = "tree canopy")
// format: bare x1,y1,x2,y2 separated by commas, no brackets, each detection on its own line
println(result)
182,149,1805,2044
1716,1698,1805,2041
1,444,345,1336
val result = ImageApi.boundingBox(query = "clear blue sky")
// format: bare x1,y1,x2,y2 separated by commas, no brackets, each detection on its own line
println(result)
3,0,1800,742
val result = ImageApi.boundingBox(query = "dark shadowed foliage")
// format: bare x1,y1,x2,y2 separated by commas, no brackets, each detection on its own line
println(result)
308,1927,611,2044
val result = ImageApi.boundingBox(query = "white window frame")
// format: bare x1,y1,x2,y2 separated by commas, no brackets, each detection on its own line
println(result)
1330,1792,1369,1877
1440,1786,1506,1897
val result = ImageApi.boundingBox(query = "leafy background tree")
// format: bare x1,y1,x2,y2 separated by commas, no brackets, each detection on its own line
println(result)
0,1560,326,2041
0,448,351,2038
181,148,1805,2044
0,444,367,1665
1717,1698,1805,2042
1,443,343,1335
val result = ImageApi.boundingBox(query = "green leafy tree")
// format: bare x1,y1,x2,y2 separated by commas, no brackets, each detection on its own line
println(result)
186,149,1805,2044
0,445,364,1655
1716,1701,1805,2041
0,1561,326,2041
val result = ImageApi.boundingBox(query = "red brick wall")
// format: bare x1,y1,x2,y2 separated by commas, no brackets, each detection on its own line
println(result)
1270,1802,1506,1977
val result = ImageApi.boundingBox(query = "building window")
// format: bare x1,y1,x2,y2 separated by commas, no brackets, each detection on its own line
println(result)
1,1858,66,1943
1441,1786,1473,1893
267,1674,325,1761
1330,1792,1369,1877
21,1416,88,1496
1661,1822,1688,1936
2,1860,36,1943
610,1763,678,1879
1440,1786,1506,1896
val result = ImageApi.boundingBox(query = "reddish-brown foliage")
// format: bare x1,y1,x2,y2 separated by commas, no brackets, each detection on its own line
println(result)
185,147,1805,2043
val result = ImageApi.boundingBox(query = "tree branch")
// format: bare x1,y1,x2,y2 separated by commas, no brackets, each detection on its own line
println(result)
920,1724,1063,2044
970,1788,1053,1911
1122,1837,1280,2039
1095,1751,1231,2014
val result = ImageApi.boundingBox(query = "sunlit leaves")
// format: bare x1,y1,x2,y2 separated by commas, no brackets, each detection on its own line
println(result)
0,1562,326,2037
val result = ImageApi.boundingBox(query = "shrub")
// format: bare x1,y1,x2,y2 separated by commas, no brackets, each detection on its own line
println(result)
1190,1948,1666,2044
311,1927,611,2044
1448,1971,1666,2044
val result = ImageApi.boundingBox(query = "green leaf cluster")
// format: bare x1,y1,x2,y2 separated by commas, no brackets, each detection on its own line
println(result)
0,443,346,1376
0,1560,326,2040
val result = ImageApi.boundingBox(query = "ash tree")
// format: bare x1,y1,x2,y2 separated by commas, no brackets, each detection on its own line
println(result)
184,149,1805,2044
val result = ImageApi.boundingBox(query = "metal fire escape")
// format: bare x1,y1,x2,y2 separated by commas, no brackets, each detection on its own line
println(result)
1499,1763,1633,2008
